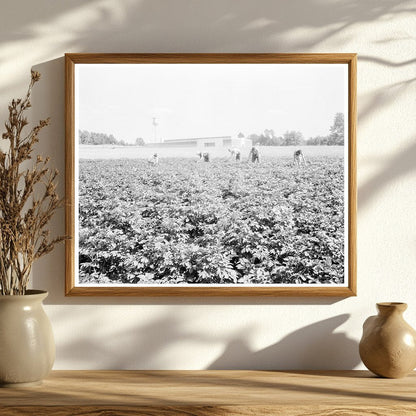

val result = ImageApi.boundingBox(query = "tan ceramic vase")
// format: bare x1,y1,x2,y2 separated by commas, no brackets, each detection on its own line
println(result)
359,302,416,378
0,290,55,387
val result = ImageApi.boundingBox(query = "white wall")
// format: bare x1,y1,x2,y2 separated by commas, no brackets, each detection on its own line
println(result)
1,0,415,370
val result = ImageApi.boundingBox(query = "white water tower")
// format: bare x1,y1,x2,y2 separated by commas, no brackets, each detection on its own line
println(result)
152,117,160,143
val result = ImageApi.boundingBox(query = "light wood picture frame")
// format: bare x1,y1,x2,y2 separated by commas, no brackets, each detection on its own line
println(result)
65,53,356,296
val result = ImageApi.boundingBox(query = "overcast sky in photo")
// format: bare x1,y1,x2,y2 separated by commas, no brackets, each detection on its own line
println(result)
76,63,348,144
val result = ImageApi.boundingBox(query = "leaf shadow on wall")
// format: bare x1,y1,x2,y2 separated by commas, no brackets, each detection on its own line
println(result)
54,312,214,369
358,139,416,210
356,53,416,210
207,314,360,370
53,308,359,370
55,0,414,53
0,0,414,96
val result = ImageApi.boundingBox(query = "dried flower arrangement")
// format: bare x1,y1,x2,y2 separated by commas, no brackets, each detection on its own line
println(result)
0,71,65,295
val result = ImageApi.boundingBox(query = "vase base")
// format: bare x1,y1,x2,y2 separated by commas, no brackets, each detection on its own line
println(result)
0,380,42,388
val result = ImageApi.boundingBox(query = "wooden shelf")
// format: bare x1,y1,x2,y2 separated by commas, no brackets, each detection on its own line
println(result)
1,370,415,415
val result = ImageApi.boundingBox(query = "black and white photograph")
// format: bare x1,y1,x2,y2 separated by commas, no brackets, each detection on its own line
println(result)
66,54,356,296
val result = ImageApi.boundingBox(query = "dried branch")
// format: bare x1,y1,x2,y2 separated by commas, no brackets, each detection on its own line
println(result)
0,71,66,295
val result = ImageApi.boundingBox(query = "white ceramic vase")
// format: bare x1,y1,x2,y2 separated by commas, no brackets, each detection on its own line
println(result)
0,290,55,387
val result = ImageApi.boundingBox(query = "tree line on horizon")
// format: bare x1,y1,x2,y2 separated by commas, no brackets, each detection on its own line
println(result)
79,130,147,146
247,113,344,146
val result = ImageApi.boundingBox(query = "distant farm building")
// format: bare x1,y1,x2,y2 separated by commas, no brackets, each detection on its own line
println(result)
146,135,252,148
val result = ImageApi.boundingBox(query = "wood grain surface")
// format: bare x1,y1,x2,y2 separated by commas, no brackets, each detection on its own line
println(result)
1,370,415,415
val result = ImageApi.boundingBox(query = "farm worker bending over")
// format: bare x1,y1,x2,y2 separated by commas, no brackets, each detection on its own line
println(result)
293,149,306,166
248,146,260,163
197,151,210,162
228,148,241,161
148,153,159,165
196,152,210,162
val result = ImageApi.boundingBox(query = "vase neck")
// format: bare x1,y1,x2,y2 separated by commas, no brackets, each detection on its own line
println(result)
0,290,48,305
377,302,407,316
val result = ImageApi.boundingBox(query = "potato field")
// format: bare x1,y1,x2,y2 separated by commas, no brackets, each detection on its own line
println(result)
78,152,345,285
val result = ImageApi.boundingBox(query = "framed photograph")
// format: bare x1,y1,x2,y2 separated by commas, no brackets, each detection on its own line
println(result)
65,53,356,296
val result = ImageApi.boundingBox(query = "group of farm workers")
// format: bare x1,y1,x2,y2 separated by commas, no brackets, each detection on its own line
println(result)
148,147,306,166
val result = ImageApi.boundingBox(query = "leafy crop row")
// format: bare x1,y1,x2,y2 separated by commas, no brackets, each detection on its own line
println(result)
78,157,344,285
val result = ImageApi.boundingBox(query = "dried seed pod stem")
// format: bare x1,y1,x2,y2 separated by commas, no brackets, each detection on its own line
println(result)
0,71,66,295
